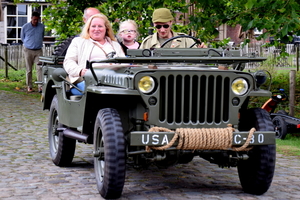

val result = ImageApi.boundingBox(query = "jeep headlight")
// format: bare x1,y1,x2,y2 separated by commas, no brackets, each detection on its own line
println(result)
138,76,155,93
231,78,248,95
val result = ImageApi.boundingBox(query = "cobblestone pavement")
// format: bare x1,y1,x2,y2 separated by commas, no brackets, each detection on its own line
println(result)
1,90,300,200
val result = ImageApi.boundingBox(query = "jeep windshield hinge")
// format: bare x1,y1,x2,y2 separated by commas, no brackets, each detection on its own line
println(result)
86,60,101,86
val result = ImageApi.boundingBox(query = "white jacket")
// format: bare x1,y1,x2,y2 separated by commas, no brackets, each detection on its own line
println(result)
64,37,125,83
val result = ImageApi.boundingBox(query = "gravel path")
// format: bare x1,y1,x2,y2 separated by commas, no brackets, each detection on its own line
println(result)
0,90,300,200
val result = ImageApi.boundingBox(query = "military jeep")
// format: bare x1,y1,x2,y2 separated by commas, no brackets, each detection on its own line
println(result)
40,40,276,199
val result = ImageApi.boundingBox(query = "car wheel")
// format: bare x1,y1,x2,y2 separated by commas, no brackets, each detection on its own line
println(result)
238,108,276,195
272,116,288,139
178,153,194,164
93,108,126,199
48,95,76,166
277,109,288,115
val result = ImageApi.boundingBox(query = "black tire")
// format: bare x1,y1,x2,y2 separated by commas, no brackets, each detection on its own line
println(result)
52,36,75,56
178,153,194,164
277,109,288,115
238,108,276,195
272,116,288,139
48,95,76,166
94,108,126,199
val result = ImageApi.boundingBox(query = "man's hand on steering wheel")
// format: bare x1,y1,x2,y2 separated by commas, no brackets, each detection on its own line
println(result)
161,35,205,48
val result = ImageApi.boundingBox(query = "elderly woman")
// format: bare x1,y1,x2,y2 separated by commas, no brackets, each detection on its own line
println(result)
64,13,125,95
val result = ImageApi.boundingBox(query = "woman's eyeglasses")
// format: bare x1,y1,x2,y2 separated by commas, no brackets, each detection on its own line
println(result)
155,24,170,29
120,30,137,34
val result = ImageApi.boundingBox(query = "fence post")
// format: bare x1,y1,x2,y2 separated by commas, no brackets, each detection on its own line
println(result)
289,70,296,117
259,44,263,56
4,45,8,78
297,45,299,71
18,44,23,69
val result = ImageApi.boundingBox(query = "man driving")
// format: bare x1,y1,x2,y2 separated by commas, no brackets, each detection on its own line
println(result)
140,8,206,49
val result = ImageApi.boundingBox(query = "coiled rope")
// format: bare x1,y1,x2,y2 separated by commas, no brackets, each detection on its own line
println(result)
146,125,255,152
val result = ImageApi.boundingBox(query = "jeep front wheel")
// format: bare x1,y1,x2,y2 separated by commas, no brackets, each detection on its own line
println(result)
48,95,76,166
93,108,126,199
238,108,276,195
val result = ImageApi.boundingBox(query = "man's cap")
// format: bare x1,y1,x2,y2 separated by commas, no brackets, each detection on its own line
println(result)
152,8,174,23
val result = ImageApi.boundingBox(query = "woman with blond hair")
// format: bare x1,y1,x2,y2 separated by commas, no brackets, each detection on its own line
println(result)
64,13,125,95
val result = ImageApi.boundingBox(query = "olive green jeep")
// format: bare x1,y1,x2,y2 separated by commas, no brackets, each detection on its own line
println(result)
40,38,276,199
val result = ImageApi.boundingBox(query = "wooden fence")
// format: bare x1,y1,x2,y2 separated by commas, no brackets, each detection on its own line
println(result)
241,43,300,69
0,44,54,70
0,43,299,70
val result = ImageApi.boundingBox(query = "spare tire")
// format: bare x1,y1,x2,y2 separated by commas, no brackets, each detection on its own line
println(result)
52,36,76,56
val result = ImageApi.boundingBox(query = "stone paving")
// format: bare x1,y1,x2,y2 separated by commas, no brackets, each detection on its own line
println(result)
0,90,300,200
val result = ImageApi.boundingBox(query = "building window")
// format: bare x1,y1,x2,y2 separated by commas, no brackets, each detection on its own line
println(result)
5,4,50,44
7,4,27,44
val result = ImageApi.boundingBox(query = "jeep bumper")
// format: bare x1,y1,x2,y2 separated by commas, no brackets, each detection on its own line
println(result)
130,131,275,147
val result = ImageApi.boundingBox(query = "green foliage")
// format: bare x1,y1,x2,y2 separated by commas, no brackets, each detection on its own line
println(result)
67,0,102,11
42,1,83,41
14,0,300,45
210,38,231,48
248,60,300,119
0,68,27,83
99,0,189,42
41,0,105,41
191,0,300,44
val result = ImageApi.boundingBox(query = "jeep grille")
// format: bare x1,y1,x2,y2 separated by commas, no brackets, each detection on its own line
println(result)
159,74,230,124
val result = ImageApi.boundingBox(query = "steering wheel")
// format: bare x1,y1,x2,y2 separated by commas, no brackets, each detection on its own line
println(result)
160,35,201,48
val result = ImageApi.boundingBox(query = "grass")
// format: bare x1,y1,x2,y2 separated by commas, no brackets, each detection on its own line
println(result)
0,68,41,99
1,67,300,157
276,134,300,157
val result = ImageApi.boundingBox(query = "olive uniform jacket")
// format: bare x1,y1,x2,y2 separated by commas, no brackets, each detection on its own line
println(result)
139,31,197,49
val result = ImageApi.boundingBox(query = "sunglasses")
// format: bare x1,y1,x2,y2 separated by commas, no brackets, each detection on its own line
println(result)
155,24,170,29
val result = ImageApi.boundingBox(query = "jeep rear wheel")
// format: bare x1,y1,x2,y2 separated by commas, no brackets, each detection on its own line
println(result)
238,108,276,195
48,95,76,166
93,108,126,199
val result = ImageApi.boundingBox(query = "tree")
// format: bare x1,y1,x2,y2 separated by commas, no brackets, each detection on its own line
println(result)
191,0,300,45
41,0,190,41
41,0,104,41
15,0,300,45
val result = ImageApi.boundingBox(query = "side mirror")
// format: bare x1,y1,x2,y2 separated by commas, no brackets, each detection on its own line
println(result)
52,68,67,82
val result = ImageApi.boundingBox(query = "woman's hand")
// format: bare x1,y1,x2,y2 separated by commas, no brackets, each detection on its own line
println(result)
80,69,88,76
198,42,207,48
